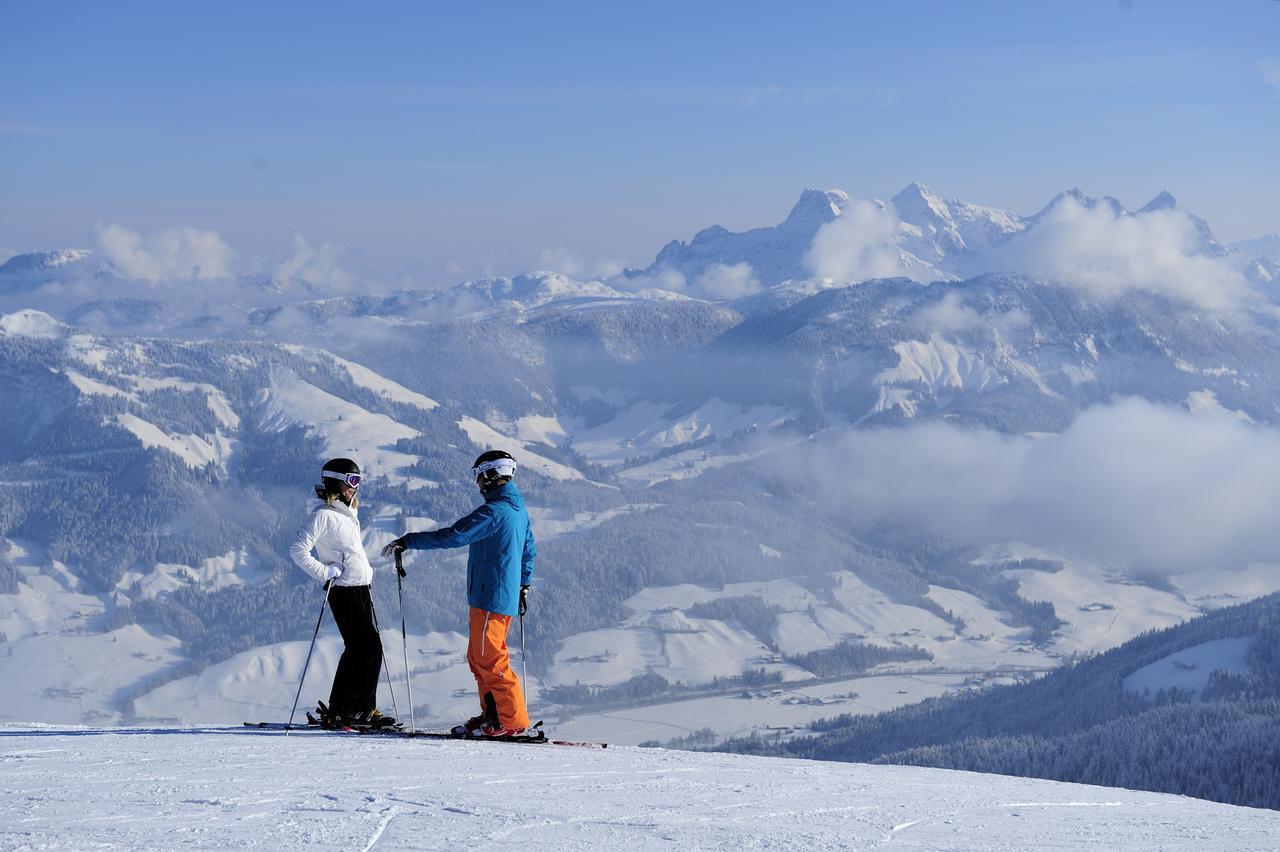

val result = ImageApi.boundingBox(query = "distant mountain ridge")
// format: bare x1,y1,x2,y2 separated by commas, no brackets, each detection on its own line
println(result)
626,182,1229,292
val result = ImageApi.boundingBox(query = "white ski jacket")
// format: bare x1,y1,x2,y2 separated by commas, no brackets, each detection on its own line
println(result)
290,497,374,587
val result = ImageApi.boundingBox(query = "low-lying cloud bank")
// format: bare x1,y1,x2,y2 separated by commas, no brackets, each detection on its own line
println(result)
766,397,1280,575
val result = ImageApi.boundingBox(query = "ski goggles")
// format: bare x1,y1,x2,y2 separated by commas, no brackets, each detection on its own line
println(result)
322,471,362,488
472,458,516,479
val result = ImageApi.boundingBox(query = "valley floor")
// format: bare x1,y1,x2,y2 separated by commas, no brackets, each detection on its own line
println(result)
3,724,1277,850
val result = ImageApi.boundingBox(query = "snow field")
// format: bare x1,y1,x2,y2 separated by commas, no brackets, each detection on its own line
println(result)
3,726,1278,850
257,368,436,489
1122,637,1252,700
115,548,272,602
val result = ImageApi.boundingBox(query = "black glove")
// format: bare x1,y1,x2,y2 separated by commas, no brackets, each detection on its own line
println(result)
519,585,530,616
380,537,407,560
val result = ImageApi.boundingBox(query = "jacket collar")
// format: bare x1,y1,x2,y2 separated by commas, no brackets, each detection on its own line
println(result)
309,495,359,521
482,481,522,507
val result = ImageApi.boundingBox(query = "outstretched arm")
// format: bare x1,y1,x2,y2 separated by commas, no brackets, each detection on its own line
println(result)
399,503,499,552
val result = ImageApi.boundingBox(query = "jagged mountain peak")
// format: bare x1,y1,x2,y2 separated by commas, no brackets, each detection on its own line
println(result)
1138,190,1178,213
891,182,951,218
1033,188,1127,221
781,188,850,231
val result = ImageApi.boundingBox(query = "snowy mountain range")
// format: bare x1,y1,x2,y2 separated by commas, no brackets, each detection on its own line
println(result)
3,182,1280,751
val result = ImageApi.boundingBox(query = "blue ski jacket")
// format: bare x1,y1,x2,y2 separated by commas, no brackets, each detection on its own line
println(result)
402,481,536,617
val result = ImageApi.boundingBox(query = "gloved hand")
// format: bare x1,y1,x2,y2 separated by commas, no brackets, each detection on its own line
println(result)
519,585,530,617
380,537,407,560
323,564,343,582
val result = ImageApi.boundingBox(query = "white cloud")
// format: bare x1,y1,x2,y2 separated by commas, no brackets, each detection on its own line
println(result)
694,262,763,300
766,398,1280,575
274,234,353,291
985,199,1252,313
96,224,234,281
804,199,943,285
1259,59,1280,98
912,291,1030,336
612,265,688,294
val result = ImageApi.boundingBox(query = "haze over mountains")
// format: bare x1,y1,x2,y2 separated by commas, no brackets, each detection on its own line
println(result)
3,182,1280,747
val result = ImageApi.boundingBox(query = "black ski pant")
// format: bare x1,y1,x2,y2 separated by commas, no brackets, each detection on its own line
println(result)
327,584,382,715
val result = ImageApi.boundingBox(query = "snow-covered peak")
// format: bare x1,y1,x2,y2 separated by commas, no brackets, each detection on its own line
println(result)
1031,188,1126,221
892,182,966,255
891,182,952,222
0,309,70,339
1138,190,1178,213
779,188,849,231
0,249,93,275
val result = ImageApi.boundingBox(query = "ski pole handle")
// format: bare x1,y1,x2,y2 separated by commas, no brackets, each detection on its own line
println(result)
395,549,406,578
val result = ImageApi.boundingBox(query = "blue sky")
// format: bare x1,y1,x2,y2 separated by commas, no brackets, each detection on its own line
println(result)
3,0,1278,283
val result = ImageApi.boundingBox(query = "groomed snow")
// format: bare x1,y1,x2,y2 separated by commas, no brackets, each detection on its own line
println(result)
2,726,1277,850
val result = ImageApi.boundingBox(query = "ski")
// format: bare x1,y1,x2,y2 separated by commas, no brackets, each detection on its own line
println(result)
377,721,607,749
242,720,606,748
242,720,401,734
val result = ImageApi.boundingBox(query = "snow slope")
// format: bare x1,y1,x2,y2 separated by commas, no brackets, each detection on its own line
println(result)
2,726,1277,850
1122,637,1252,700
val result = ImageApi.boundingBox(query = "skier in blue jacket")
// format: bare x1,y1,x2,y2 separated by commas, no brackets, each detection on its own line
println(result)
382,450,536,736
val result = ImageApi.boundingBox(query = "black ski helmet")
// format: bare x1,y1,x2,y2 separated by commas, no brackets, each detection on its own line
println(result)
320,457,362,490
472,450,516,486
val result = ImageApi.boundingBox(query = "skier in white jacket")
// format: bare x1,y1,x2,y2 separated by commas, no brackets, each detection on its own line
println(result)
289,457,388,727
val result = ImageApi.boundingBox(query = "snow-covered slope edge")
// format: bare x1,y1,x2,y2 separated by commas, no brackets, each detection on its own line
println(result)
2,726,1277,850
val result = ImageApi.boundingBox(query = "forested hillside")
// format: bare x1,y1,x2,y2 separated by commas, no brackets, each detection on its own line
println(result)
716,593,1280,809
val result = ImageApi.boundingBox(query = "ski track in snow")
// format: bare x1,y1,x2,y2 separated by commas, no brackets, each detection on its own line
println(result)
2,726,1278,850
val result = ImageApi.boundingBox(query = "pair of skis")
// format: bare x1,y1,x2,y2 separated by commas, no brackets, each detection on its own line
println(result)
242,719,606,749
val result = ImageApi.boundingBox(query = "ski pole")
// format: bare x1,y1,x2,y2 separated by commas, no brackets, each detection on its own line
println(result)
396,549,416,734
519,608,528,695
369,598,400,724
286,578,333,735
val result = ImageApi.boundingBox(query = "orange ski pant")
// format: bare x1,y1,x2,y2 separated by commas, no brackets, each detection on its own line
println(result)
467,607,530,729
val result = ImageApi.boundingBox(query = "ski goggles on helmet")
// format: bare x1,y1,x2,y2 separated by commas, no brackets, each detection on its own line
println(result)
322,470,362,488
472,458,516,480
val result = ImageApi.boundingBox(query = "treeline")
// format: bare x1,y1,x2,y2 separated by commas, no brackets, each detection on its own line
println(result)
875,700,1280,810
687,595,780,650
716,592,1280,810
784,640,931,678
